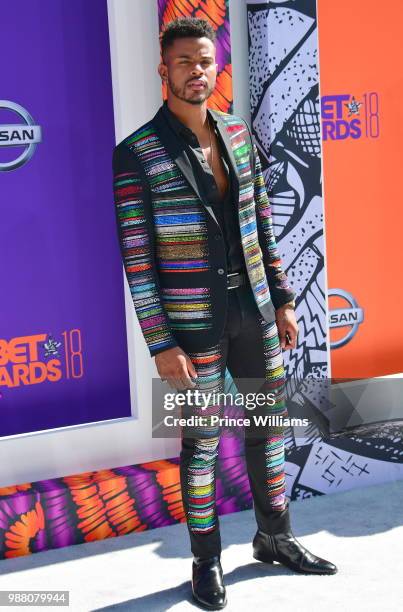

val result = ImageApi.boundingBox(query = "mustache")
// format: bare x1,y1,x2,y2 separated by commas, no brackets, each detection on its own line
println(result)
186,78,207,85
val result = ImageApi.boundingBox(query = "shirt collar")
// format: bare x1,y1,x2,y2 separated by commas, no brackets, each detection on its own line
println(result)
161,100,217,145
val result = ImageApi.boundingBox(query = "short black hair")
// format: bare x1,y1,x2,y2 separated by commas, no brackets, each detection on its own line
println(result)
160,17,216,58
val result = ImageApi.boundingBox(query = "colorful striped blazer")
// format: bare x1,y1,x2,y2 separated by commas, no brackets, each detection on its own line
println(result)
112,105,296,357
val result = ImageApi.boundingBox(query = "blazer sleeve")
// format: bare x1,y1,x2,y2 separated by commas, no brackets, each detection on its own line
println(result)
250,138,297,310
112,143,179,357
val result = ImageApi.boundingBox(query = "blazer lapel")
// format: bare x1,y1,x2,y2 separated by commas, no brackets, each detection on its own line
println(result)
209,109,241,208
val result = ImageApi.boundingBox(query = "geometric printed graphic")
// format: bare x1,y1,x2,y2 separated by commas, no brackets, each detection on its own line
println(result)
248,1,327,448
247,0,403,492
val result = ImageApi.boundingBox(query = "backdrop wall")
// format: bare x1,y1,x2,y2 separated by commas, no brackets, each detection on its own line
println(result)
1,0,402,500
0,0,179,488
246,0,403,499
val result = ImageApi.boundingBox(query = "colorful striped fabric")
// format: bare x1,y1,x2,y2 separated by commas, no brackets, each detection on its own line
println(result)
113,162,179,356
112,107,296,357
180,344,224,535
260,318,289,511
161,287,213,331
217,113,276,312
187,436,220,534
217,113,295,311
179,317,288,541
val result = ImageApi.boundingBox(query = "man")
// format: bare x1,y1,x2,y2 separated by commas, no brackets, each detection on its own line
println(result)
113,17,337,610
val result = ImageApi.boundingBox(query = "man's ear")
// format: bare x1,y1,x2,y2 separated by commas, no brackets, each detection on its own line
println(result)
158,61,168,82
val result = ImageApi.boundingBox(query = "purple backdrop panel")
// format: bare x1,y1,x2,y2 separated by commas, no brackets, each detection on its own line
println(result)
0,0,132,436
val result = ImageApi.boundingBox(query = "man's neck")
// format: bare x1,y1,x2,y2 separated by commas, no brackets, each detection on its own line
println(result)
166,96,208,136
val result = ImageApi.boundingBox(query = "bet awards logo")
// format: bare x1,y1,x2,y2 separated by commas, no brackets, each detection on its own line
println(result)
0,100,42,171
0,330,83,390
321,93,379,141
329,289,364,349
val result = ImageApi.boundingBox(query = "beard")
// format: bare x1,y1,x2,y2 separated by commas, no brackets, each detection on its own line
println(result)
168,77,215,105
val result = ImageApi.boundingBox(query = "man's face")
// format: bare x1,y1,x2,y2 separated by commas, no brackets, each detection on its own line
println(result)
158,37,217,105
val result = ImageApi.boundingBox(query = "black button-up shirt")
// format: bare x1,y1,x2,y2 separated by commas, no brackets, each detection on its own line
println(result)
161,102,247,275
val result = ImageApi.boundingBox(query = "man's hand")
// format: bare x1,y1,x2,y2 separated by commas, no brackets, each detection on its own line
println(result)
155,346,198,390
275,305,298,350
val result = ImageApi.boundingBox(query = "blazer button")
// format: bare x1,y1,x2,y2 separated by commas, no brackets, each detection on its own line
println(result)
214,234,221,240
217,268,225,275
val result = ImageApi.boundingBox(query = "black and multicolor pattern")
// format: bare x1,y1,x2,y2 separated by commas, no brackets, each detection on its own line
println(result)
180,317,289,544
125,126,211,274
113,106,296,357
113,164,179,356
181,345,224,534
218,113,294,312
260,318,288,510
160,287,213,331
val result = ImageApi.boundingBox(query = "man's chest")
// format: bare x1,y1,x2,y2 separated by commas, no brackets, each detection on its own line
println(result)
186,129,230,202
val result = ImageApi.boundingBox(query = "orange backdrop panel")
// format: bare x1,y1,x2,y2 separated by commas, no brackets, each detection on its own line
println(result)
318,0,403,377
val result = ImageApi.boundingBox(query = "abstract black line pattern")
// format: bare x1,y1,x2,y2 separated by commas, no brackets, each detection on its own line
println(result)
246,0,403,499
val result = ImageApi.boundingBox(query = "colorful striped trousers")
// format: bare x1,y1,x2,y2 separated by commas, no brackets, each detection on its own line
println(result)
179,284,290,558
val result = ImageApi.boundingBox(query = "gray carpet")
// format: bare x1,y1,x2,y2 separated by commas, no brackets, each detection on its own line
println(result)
0,479,402,611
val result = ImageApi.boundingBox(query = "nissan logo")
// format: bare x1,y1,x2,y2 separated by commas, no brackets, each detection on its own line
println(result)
0,100,42,171
329,288,364,348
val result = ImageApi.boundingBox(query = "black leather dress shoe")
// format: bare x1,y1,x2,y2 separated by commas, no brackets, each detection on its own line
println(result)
253,530,338,575
191,555,227,610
